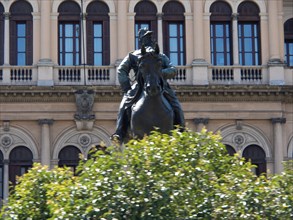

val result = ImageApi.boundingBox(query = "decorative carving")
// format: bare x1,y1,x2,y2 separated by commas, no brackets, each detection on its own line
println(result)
233,134,245,145
78,134,91,147
1,134,12,150
74,89,95,120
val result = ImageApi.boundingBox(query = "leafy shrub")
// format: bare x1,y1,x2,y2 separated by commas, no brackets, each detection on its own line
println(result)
1,129,292,219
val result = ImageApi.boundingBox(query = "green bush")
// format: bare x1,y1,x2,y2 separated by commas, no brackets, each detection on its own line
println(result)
1,129,292,219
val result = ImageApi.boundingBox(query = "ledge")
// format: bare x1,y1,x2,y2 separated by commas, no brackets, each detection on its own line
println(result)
0,85,292,103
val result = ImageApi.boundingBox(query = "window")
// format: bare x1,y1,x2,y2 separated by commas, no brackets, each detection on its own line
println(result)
59,23,80,66
9,146,33,186
0,3,4,66
168,23,184,66
237,1,261,66
162,1,185,65
86,1,110,65
58,146,81,174
16,23,26,65
134,1,157,49
58,1,81,66
284,18,293,67
210,1,232,65
9,0,33,66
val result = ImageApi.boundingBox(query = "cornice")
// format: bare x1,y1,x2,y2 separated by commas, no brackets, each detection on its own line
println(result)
0,85,292,103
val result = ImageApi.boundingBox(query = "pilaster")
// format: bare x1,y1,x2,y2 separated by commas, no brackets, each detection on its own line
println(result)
271,117,286,173
38,119,54,167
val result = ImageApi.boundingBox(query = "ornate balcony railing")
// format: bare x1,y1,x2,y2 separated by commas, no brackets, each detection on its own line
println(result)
0,64,292,86
209,66,269,85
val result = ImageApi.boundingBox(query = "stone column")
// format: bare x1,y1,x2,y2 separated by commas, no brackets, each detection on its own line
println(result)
194,118,209,132
232,13,239,65
117,0,128,59
272,118,286,174
3,159,9,202
2,13,10,84
268,0,281,63
37,0,54,86
157,13,163,50
193,0,204,61
267,0,284,86
40,0,51,61
192,1,209,85
38,119,54,167
3,12,10,65
80,12,87,65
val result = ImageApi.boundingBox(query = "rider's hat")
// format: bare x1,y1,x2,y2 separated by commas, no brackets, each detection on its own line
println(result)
138,28,153,41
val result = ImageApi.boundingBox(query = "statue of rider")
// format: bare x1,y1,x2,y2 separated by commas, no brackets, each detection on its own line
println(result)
112,28,185,142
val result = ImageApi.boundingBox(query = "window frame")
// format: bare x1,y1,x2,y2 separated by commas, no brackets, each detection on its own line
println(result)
86,1,110,66
210,22,232,66
238,22,261,66
237,1,261,66
58,22,80,66
209,1,233,66
284,18,293,67
9,1,33,66
162,1,186,66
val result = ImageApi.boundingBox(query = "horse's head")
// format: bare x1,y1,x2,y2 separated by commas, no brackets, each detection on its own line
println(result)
138,44,163,97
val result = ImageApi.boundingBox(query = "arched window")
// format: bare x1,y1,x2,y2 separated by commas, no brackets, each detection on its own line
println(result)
237,1,261,66
284,18,293,67
0,3,4,66
243,145,266,176
9,146,33,185
58,0,81,66
210,1,232,66
0,151,3,200
225,144,236,156
9,0,33,66
86,1,110,66
58,145,81,173
162,1,185,65
134,0,157,49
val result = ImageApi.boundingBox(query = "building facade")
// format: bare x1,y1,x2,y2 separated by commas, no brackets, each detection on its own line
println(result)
0,0,292,202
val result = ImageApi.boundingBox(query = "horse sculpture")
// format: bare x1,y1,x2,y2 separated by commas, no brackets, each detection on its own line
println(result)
130,44,174,139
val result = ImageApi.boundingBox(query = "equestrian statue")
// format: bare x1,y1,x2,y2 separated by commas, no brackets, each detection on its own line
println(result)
112,28,185,143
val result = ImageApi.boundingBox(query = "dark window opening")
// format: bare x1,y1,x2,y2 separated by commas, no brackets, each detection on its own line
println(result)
9,146,33,186
58,145,81,174
243,145,266,176
284,18,293,67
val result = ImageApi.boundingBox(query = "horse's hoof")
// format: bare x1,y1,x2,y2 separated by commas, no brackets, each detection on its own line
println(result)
111,133,122,144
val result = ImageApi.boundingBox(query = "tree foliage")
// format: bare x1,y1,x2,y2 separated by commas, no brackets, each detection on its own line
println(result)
1,129,292,219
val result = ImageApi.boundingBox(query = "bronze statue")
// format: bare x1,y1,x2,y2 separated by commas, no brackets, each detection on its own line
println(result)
112,28,185,143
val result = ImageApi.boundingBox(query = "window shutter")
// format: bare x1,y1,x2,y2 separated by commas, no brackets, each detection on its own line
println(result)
26,19,33,65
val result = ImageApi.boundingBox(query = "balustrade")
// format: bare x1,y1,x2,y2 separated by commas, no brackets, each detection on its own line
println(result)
0,65,291,86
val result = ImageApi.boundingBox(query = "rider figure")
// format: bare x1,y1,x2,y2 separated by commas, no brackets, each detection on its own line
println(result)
112,28,185,142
